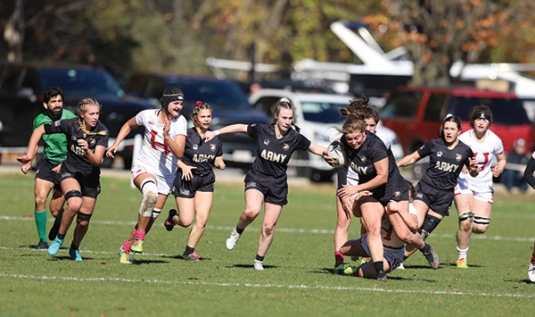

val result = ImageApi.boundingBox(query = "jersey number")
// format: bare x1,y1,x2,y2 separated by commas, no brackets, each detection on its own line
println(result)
150,130,170,154
472,152,490,171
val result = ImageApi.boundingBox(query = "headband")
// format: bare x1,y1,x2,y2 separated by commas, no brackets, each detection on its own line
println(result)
471,112,490,122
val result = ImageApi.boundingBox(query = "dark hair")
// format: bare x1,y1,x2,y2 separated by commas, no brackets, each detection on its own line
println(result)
192,101,213,129
406,179,415,199
340,94,380,123
438,115,462,138
468,104,493,127
160,87,184,109
43,87,64,103
270,98,300,132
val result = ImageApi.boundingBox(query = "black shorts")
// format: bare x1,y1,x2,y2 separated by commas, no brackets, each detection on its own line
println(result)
244,170,288,206
172,170,215,198
59,165,101,198
372,182,409,206
35,158,62,189
414,181,453,216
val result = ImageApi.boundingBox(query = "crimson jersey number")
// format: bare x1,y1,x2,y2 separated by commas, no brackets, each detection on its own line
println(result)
150,130,170,154
472,152,490,171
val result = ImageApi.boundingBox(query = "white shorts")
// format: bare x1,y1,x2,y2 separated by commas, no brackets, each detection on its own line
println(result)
360,235,404,272
131,163,174,195
454,181,494,204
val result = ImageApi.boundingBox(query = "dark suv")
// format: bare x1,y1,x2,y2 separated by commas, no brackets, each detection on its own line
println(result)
125,72,271,168
0,62,154,168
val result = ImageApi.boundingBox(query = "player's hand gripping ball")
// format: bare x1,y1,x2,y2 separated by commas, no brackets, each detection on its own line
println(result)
327,140,347,168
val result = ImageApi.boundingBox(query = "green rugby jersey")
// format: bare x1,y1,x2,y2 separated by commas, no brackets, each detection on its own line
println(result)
32,109,77,165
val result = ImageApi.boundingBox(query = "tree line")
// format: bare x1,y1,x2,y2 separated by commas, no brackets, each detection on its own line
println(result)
1,0,534,85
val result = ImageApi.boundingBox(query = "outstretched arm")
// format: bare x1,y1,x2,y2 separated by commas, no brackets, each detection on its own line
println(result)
17,126,46,164
106,117,137,158
397,150,422,168
204,124,248,142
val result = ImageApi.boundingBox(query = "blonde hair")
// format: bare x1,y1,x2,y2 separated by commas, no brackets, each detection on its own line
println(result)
77,98,107,138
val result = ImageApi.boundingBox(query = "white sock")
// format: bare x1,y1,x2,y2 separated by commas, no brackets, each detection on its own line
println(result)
457,246,469,259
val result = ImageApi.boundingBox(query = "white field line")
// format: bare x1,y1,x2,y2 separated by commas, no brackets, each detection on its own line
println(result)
1,215,535,242
0,272,533,298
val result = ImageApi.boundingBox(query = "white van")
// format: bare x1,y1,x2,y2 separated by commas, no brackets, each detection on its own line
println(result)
249,89,403,182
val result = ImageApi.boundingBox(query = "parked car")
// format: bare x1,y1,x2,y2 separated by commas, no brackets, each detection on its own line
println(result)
249,89,404,182
380,85,534,178
0,62,154,168
124,72,271,168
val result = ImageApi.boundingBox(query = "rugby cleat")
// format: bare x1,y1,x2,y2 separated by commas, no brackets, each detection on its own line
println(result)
119,247,133,264
164,209,178,232
183,252,201,261
131,239,144,254
226,229,241,250
456,258,468,269
35,240,49,250
423,245,440,269
376,272,388,282
254,259,264,271
48,237,63,256
528,263,535,283
69,247,83,261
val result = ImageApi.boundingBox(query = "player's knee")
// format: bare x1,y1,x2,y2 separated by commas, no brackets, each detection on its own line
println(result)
458,211,474,230
473,216,490,234
139,180,158,217
262,225,275,236
421,214,442,236
77,212,92,227
243,208,259,220
65,190,82,209
151,208,161,219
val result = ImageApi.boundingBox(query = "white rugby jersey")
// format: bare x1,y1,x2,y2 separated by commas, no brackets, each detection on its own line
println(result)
532,151,535,159
457,129,504,187
134,109,187,178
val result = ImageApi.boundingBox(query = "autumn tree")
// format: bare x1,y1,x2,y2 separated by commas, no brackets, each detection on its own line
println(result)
381,0,535,85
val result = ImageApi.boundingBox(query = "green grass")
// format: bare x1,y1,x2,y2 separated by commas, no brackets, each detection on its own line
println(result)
1,172,535,317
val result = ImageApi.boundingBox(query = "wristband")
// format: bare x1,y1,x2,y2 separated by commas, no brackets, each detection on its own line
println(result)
214,130,220,136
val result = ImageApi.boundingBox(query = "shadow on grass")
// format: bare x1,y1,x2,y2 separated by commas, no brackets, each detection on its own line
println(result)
227,264,278,270
315,267,413,281
160,254,212,262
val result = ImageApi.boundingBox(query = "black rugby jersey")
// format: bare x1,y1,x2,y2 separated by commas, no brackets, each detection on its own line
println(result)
341,131,406,194
417,138,474,190
44,118,109,177
248,123,311,178
181,127,223,176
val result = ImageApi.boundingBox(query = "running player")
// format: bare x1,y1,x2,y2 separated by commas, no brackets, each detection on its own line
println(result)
453,105,506,268
397,115,479,263
333,95,394,268
107,88,187,264
18,98,109,261
203,97,327,270
163,101,226,261
523,150,535,282
331,110,438,281
20,87,76,249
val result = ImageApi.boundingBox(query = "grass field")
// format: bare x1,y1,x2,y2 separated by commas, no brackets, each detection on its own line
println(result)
1,171,535,317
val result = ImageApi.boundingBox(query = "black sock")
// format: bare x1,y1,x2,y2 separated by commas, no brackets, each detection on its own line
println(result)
420,243,431,254
236,226,244,234
255,254,264,262
403,255,408,261
70,243,78,250
57,233,66,240
373,261,385,275
184,246,195,256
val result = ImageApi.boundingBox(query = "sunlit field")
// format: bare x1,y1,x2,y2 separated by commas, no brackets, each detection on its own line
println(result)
1,169,534,317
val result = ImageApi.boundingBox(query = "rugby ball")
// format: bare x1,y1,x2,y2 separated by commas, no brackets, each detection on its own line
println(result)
327,141,347,168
